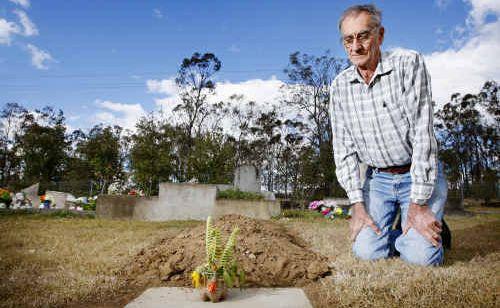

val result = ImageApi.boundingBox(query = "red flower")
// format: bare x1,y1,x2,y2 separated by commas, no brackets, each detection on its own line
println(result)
207,281,217,294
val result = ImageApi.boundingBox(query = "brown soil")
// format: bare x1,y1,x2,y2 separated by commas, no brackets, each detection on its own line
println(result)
118,215,331,291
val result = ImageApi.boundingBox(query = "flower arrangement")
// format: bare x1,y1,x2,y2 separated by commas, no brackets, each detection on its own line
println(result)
309,199,351,220
0,188,12,206
191,216,245,303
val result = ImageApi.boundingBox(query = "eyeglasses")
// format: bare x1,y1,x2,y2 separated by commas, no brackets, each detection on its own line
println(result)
341,27,379,48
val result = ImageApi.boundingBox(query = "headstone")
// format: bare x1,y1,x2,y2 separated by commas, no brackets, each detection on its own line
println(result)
45,191,69,209
234,165,260,193
22,183,40,208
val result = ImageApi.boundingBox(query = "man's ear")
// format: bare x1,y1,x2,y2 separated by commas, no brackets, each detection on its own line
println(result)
378,27,385,45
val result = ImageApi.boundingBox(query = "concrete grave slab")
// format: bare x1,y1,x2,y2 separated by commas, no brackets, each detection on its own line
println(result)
125,287,312,308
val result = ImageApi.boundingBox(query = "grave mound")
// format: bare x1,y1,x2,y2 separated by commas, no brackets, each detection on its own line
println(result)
119,215,331,289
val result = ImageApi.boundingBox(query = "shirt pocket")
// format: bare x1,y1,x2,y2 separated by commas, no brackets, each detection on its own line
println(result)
379,97,411,147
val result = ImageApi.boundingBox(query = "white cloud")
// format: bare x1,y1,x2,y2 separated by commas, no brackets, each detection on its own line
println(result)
147,76,286,134
148,76,284,110
26,44,54,69
14,9,38,36
94,100,147,131
466,0,500,27
153,8,163,19
0,18,20,45
147,78,178,96
210,77,284,105
425,0,500,107
8,0,30,8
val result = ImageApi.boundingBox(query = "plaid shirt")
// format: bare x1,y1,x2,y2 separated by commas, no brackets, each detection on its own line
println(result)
329,48,438,204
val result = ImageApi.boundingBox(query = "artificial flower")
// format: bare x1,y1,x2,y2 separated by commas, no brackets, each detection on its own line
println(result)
207,280,217,294
191,271,201,288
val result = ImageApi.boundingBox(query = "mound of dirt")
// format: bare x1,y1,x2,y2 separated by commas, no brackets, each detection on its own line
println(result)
119,215,331,289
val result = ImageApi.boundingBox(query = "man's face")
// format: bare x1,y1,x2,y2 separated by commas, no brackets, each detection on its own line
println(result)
340,12,384,69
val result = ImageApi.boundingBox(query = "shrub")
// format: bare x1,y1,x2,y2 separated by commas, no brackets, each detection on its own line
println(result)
216,189,264,201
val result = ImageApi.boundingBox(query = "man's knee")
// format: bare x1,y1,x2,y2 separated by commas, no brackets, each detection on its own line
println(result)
352,228,389,261
396,229,444,266
400,247,443,266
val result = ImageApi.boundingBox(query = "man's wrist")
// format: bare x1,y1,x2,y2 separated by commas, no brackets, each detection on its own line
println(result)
347,189,364,205
411,198,427,205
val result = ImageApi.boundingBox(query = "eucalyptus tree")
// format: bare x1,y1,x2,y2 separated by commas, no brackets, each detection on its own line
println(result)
14,106,69,190
435,80,499,204
282,51,347,198
0,103,27,187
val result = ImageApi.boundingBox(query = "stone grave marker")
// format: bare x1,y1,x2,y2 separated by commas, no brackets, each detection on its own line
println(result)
234,165,260,193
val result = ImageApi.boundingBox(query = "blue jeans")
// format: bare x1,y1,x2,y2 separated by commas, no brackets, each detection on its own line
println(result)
352,162,448,266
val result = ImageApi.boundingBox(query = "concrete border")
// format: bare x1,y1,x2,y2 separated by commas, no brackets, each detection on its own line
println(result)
125,287,313,308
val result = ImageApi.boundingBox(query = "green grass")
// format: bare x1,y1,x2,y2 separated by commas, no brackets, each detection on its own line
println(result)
0,209,95,219
216,188,264,200
280,209,325,219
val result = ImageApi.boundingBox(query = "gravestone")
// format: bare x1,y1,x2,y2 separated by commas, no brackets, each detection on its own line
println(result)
234,165,260,193
22,183,40,208
45,191,69,209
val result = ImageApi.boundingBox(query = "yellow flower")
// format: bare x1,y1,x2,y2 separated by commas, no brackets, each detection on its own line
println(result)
334,207,343,215
191,271,201,288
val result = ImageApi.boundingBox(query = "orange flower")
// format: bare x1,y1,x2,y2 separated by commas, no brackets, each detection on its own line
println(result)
207,280,217,294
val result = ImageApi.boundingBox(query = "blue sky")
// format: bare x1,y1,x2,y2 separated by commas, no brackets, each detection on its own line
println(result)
1,0,499,131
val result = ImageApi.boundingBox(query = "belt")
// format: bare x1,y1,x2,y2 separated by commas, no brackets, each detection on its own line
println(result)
372,163,411,174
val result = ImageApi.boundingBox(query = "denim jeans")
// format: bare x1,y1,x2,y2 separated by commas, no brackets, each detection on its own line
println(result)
352,162,448,266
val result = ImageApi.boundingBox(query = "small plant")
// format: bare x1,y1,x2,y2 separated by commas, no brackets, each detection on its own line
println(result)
216,188,264,200
82,198,96,211
191,216,245,302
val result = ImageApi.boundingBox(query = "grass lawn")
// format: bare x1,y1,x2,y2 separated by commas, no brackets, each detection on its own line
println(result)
0,209,498,307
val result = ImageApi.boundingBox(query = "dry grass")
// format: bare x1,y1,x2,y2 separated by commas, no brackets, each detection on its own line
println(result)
0,212,201,307
281,213,500,307
0,210,498,307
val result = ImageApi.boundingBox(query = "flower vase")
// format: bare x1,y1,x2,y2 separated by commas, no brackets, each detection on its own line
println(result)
200,277,227,303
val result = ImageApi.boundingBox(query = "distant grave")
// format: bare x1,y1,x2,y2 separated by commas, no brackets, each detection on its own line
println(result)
97,164,280,221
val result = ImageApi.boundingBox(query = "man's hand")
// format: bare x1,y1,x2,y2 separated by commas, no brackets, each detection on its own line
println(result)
350,202,381,241
403,203,442,247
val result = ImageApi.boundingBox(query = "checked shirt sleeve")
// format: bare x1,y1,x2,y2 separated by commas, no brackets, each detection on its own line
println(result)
330,85,364,205
402,52,439,203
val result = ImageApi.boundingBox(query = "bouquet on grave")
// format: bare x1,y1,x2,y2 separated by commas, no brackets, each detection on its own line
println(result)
308,199,351,220
0,188,11,207
191,216,245,303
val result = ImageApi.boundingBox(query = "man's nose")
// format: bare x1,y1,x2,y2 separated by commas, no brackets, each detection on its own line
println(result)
351,38,363,51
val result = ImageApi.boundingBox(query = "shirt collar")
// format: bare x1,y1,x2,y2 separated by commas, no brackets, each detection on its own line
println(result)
347,51,394,83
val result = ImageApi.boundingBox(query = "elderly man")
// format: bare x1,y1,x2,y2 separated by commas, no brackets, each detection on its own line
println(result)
330,4,448,266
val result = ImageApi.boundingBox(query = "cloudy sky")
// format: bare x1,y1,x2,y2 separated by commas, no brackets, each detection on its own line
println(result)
1,0,499,132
